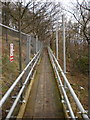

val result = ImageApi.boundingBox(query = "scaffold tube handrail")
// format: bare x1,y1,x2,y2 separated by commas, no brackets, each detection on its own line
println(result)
0,50,40,108
0,23,30,36
48,47,90,120
6,52,41,119
48,48,76,120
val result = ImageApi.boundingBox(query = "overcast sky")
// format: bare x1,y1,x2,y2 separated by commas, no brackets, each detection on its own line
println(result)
21,0,83,11
23,0,82,5
11,0,83,8
6,0,83,20
24,0,75,5
12,0,82,19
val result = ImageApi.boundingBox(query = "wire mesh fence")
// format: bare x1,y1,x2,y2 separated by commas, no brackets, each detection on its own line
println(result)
0,23,42,118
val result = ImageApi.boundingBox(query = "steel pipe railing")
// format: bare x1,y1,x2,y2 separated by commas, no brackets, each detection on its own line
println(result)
0,23,30,37
0,50,40,108
48,48,76,120
6,52,41,119
48,47,90,120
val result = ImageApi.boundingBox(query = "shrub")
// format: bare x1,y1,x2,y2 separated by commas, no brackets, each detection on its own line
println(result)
76,56,88,74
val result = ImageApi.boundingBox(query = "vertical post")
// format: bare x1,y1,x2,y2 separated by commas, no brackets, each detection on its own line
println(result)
4,2,8,43
88,1,90,117
34,37,36,54
62,14,66,86
40,41,41,50
88,41,90,117
18,1,23,101
33,0,35,34
18,2,22,74
36,35,38,53
39,41,41,50
39,41,40,51
0,2,2,119
26,35,31,78
33,36,36,54
29,36,31,59
26,35,31,65
26,36,29,65
56,22,58,60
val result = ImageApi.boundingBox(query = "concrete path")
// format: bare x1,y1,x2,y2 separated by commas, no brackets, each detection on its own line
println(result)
23,49,65,119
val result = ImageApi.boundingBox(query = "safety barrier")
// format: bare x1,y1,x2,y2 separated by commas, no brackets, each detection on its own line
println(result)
0,23,43,119
0,50,41,119
48,47,89,120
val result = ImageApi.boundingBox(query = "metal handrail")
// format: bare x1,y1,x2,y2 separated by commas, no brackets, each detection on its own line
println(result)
48,47,90,120
0,23,30,37
0,50,40,108
48,48,76,120
6,52,41,119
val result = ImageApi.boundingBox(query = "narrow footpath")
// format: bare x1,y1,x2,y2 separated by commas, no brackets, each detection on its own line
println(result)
23,49,65,119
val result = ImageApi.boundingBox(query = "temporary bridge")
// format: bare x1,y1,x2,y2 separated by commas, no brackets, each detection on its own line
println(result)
0,47,90,120
0,23,90,120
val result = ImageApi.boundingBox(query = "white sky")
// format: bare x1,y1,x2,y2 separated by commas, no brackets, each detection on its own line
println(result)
11,0,82,21
23,0,82,5
3,0,83,8
2,0,83,21
1,0,84,5
21,0,83,11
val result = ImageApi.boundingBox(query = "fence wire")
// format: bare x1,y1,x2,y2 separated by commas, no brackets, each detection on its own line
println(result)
0,23,42,118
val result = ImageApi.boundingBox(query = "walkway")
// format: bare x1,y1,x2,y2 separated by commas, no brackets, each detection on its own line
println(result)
23,49,65,119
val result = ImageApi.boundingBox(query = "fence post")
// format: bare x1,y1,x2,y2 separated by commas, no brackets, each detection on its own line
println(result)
39,41,41,50
40,41,41,50
38,40,39,51
26,35,31,80
26,35,31,65
88,40,90,117
36,35,38,53
62,14,66,87
88,1,90,117
0,2,2,119
18,2,22,74
18,1,23,101
56,22,58,60
34,37,36,54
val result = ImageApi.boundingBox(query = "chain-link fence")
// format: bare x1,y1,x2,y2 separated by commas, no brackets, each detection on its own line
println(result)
0,23,43,118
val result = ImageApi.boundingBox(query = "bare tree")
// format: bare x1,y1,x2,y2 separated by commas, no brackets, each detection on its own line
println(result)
63,0,90,116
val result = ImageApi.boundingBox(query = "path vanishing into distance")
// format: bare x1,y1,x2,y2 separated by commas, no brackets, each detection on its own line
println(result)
23,49,65,119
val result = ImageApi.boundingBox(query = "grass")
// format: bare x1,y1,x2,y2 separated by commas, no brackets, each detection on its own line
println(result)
1,32,36,118
1,33,27,118
51,41,88,118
